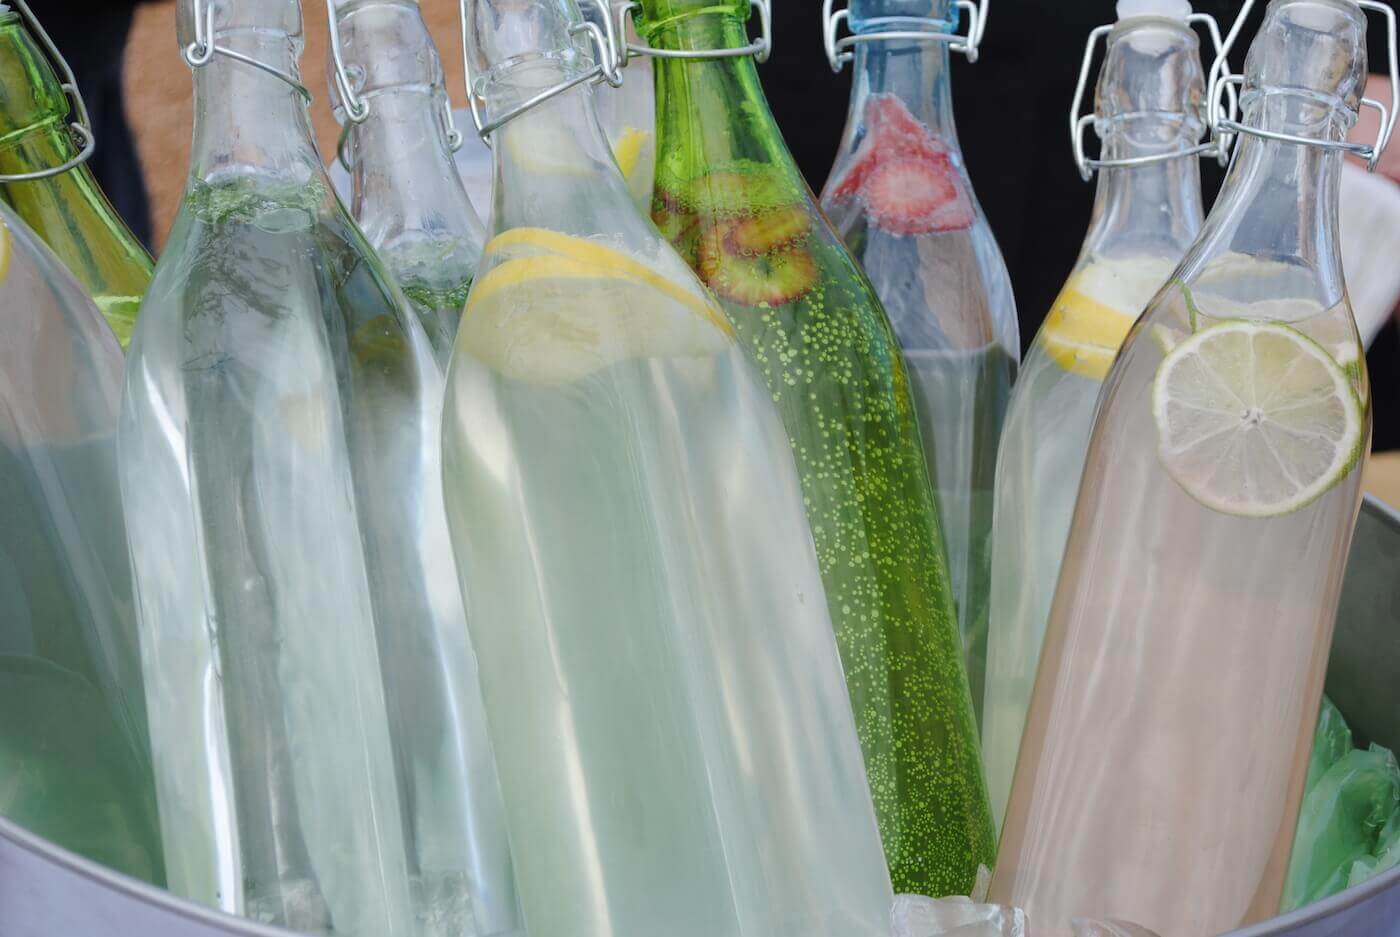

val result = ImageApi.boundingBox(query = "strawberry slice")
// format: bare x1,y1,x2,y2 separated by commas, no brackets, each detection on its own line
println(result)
830,94,952,201
862,155,974,235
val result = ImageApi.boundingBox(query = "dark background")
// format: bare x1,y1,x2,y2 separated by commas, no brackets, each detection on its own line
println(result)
761,0,1399,450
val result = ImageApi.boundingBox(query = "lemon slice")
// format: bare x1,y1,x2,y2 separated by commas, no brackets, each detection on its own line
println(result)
484,227,731,335
611,127,650,183
1042,258,1174,379
462,253,730,385
1152,320,1365,518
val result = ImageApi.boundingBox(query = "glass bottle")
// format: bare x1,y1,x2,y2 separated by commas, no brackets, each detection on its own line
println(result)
820,0,1017,725
0,0,153,347
332,0,484,367
981,0,1209,832
121,1,506,932
636,0,994,896
990,2,1380,933
0,203,164,885
443,2,893,936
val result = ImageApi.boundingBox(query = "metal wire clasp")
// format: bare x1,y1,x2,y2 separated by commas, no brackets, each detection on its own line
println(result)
614,0,772,67
823,0,987,73
1205,0,1397,171
459,0,623,143
1070,12,1235,182
0,0,96,182
325,0,369,125
182,0,313,103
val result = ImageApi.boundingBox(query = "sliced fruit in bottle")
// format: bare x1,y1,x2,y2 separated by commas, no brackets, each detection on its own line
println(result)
462,251,732,385
696,226,818,307
1151,320,1365,517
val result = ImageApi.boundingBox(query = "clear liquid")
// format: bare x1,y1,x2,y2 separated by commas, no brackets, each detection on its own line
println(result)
378,238,475,370
904,346,1014,727
0,209,164,884
991,297,1369,936
981,346,1102,832
121,178,496,936
442,333,893,937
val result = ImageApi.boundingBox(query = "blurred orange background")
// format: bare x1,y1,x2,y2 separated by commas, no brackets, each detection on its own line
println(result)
125,0,469,249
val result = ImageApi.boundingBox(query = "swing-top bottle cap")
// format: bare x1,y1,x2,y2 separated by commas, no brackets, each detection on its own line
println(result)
1070,0,1213,178
1098,6,1203,124
465,0,601,94
178,0,302,52
1242,0,1367,120
462,0,619,137
1115,0,1190,23
847,0,952,32
327,0,446,125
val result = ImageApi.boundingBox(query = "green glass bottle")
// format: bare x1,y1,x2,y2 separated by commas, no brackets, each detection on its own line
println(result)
0,1,153,346
635,0,995,896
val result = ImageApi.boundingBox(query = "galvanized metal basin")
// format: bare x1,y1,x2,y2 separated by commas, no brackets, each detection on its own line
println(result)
3,498,1399,937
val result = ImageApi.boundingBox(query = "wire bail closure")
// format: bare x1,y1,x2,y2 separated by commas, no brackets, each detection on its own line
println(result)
459,0,623,143
613,0,772,67
1205,0,1398,172
0,0,97,182
823,0,987,73
183,0,314,103
328,0,465,172
325,0,370,125
1070,12,1235,182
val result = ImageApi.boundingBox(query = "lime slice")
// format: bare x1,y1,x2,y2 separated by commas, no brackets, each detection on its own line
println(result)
462,252,730,385
1152,320,1365,517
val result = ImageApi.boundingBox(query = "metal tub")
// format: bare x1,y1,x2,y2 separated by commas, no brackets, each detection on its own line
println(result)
4,498,1399,937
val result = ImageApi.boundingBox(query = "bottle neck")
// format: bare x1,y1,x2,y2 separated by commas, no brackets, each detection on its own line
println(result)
1193,95,1346,298
0,15,151,317
645,11,798,185
1081,119,1205,261
489,82,639,236
350,90,480,250
846,37,960,150
188,32,322,188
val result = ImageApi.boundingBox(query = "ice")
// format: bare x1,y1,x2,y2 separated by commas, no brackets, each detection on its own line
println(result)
892,893,1026,937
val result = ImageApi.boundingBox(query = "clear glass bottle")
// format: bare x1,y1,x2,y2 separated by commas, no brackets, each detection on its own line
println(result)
121,1,503,932
636,0,994,896
0,202,164,885
332,0,484,367
990,2,1379,933
442,2,893,936
0,0,153,347
820,0,1017,725
981,0,1208,831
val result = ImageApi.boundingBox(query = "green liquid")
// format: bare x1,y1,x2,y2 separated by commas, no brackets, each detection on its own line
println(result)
645,16,996,883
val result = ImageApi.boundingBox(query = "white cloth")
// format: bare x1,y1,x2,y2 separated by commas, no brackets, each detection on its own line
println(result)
1340,159,1400,347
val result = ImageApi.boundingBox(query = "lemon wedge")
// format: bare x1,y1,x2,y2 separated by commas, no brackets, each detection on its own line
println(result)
611,127,650,184
1041,257,1175,379
483,228,731,335
462,248,731,386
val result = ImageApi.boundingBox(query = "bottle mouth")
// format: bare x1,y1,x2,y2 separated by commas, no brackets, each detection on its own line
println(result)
849,14,956,36
636,1,751,39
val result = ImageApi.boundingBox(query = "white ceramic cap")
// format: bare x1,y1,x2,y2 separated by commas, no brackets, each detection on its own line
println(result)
1116,0,1190,21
